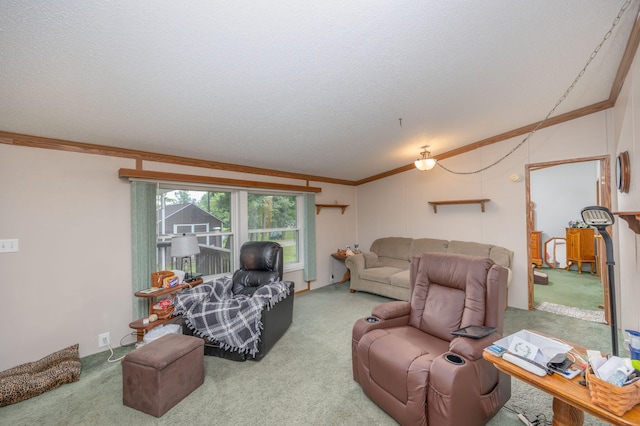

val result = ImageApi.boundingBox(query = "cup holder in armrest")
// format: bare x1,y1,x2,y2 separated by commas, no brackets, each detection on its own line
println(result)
365,317,379,323
444,353,465,366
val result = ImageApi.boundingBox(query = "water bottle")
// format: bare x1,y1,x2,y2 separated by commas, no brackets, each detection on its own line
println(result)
607,367,629,386
607,360,633,386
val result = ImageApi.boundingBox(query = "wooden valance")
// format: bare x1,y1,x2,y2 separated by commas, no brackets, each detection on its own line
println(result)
119,168,322,193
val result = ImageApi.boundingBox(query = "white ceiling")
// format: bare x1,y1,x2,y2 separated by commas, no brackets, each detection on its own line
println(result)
1,1,638,181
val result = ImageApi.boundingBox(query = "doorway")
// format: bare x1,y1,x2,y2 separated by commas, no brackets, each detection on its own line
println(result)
525,155,611,324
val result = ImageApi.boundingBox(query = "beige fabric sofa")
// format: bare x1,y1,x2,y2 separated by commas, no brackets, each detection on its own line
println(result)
345,237,513,301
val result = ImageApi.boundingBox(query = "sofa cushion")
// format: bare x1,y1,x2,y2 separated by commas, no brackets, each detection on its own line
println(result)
489,246,512,269
371,237,412,260
360,266,404,285
447,240,491,258
389,269,411,289
379,257,410,270
363,252,384,268
410,238,449,258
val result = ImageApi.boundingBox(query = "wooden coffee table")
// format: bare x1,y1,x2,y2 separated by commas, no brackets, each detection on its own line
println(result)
484,333,640,425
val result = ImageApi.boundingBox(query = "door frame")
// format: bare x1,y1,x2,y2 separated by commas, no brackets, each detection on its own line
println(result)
525,155,611,323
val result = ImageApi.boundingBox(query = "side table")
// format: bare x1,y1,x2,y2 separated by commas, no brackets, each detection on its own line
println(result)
129,278,203,340
330,252,350,285
484,332,640,425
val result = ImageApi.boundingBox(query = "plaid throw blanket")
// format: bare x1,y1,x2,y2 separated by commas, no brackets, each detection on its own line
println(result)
173,276,291,356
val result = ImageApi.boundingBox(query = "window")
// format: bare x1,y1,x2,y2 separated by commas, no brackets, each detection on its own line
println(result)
157,188,233,277
247,193,300,264
155,187,303,279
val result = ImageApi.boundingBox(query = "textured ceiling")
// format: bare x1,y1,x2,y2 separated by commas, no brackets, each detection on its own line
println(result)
1,1,639,181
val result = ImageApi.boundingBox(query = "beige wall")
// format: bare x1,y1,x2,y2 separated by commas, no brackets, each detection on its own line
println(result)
0,144,356,370
356,72,640,334
355,110,613,312
611,39,640,334
0,146,134,370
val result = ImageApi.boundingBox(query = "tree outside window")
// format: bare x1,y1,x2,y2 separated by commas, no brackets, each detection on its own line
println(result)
248,194,299,264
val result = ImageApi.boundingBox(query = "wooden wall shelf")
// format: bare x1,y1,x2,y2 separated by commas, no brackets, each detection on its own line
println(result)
315,204,349,215
428,199,490,213
614,211,640,234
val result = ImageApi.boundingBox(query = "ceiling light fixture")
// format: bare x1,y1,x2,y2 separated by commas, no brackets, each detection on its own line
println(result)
414,146,437,171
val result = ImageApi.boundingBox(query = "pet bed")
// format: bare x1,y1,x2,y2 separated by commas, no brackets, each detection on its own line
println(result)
0,344,81,407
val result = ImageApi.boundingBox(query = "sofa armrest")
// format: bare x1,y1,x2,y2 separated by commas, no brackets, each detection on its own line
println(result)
352,301,411,383
448,332,502,361
352,301,410,343
428,348,508,424
372,301,411,320
344,253,364,272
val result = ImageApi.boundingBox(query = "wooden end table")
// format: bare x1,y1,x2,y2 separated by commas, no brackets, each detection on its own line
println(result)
330,252,351,285
129,279,204,340
483,332,640,425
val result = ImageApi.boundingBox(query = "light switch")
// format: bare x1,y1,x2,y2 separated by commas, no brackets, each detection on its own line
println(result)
0,239,19,253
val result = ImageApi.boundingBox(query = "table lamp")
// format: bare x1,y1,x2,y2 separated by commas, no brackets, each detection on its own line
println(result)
171,234,200,280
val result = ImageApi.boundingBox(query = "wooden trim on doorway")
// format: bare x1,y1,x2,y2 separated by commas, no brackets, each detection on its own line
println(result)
525,155,611,325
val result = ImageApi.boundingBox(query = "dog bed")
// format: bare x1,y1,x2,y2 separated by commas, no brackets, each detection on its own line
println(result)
0,344,81,407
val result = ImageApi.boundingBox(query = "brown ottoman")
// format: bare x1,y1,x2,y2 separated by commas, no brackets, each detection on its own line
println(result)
122,333,204,417
534,270,549,285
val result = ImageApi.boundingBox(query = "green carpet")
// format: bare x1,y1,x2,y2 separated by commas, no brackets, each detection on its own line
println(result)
0,282,624,425
534,267,604,312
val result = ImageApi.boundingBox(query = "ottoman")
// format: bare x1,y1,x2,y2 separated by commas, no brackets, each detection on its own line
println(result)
122,333,204,417
534,270,549,285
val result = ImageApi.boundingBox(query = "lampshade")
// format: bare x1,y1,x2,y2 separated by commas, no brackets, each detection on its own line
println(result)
414,158,437,171
415,146,437,171
171,234,200,257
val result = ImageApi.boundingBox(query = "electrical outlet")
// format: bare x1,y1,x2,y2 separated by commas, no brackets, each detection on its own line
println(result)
330,274,334,282
98,332,110,348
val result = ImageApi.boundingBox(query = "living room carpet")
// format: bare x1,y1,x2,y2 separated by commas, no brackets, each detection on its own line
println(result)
0,282,621,425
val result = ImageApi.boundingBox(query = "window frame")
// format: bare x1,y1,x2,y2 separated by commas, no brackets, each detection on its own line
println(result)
156,184,305,280
244,190,304,272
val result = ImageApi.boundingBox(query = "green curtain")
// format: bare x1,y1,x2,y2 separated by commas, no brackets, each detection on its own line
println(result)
303,193,316,282
130,181,157,320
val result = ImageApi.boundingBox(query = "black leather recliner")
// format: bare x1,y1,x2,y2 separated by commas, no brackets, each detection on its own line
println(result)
184,241,294,361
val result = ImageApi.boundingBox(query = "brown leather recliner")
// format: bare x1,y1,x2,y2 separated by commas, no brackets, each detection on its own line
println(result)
352,252,511,426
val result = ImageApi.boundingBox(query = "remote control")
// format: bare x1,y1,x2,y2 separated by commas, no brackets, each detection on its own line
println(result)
503,353,547,377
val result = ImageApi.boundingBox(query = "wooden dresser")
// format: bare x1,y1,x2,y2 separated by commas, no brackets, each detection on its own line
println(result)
566,228,596,274
530,231,542,268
